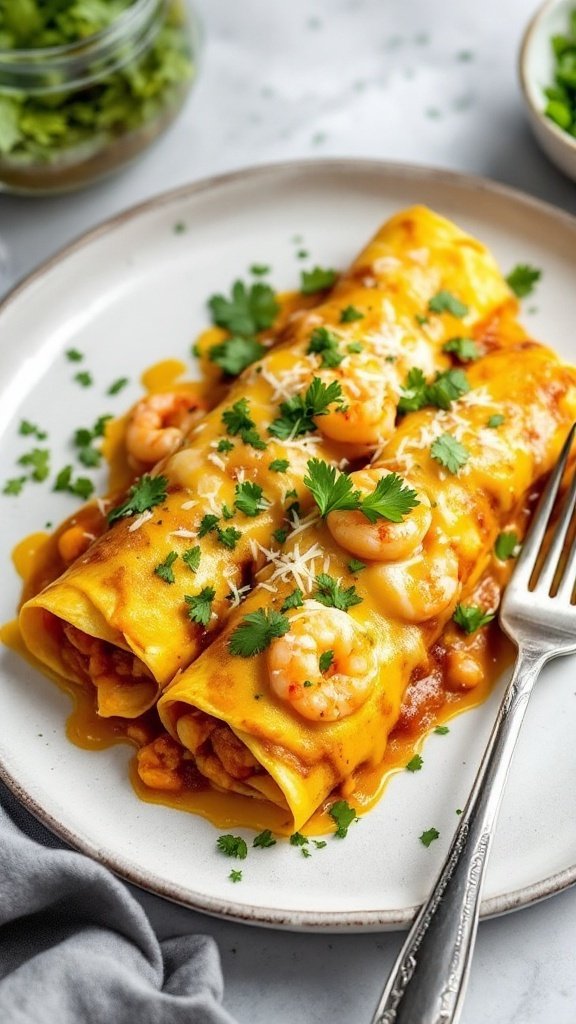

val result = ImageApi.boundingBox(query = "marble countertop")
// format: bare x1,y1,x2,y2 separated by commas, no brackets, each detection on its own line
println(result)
1,1,575,1021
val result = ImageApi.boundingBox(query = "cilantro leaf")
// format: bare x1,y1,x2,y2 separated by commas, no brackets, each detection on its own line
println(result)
442,337,481,362
494,531,519,561
185,586,216,627
340,305,364,323
222,397,255,436
66,348,83,362
319,649,334,673
269,378,343,440
397,367,428,413
347,341,363,354
315,573,362,611
269,458,289,473
198,514,220,538
107,377,129,396
289,832,309,846
3,476,27,495
229,869,243,882
208,280,279,335
307,327,343,368
228,609,290,656
329,799,357,838
234,481,265,517
300,266,338,294
434,725,449,735
250,264,270,276
428,290,469,318
217,526,242,550
209,335,265,377
506,264,541,298
70,477,94,500
398,367,470,414
154,550,178,584
182,546,201,572
487,414,505,429
303,458,360,515
78,445,101,468
217,438,234,454
18,447,50,482
359,472,420,524
19,419,47,440
281,588,305,612
253,830,276,848
53,466,73,492
74,371,93,387
406,754,423,772
420,827,440,848
273,528,288,544
107,474,168,524
216,834,248,859
239,427,267,450
348,559,366,573
430,433,470,474
453,603,495,634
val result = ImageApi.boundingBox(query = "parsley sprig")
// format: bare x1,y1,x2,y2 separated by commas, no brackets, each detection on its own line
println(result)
304,458,419,522
307,327,343,368
268,378,344,440
234,481,266,517
315,573,362,611
506,264,541,299
329,800,357,838
398,367,470,414
228,609,290,656
430,433,470,474
185,587,216,627
108,474,168,524
300,266,338,294
208,280,279,336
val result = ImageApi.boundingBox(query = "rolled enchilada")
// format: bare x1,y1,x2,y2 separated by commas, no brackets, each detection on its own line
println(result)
154,341,576,831
19,206,515,718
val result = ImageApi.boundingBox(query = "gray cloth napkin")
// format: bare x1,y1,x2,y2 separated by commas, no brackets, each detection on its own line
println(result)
0,783,237,1024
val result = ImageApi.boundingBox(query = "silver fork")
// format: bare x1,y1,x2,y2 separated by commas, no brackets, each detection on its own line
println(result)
370,423,576,1024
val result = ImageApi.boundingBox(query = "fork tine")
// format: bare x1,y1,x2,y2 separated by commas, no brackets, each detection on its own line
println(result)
510,423,576,588
537,452,576,595
555,531,576,602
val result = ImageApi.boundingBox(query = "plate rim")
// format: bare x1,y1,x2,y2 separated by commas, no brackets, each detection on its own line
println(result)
2,156,576,931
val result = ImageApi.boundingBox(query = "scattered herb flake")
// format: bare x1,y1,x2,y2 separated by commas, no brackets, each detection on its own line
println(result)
340,305,364,323
66,348,83,362
3,476,27,495
442,337,481,362
420,827,440,848
319,649,335,673
428,290,468,318
208,280,279,335
290,832,309,846
506,264,541,299
494,531,519,561
269,458,290,473
74,371,93,387
300,266,338,295
453,603,495,634
229,608,290,656
154,550,178,584
315,573,362,611
253,830,276,848
234,481,265,517
108,474,168,524
434,725,450,735
107,377,129,396
185,586,216,627
229,869,242,882
198,514,220,538
269,377,343,440
209,335,265,377
348,558,366,573
307,326,343,368
430,433,470,474
217,526,242,550
329,800,357,838
406,754,424,772
217,438,235,453
182,546,201,573
281,588,305,612
217,834,248,859
18,447,50,482
19,419,47,440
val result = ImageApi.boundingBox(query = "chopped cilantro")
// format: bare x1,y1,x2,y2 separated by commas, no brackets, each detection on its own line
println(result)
154,550,178,584
346,341,363,354
107,474,168,524
239,427,267,450
185,586,216,627
65,348,83,362
494,531,519,561
250,264,270,276
329,799,357,838
229,869,243,882
398,367,470,414
268,377,343,440
94,414,113,437
208,280,279,335
182,546,201,573
301,847,311,858
253,830,276,848
198,514,220,538
74,371,93,387
442,337,481,362
313,840,327,849
340,305,364,323
173,222,186,234
430,433,470,474
315,573,362,611
78,445,101,468
300,266,338,294
217,526,242,550
434,725,449,735
289,832,309,846
216,834,248,859
3,476,27,495
53,466,73,492
487,414,505,429
428,290,469,318
359,472,420,524
506,264,541,299
453,603,495,634
348,559,366,573
228,608,290,656
70,477,94,500
19,420,47,440
269,458,289,473
420,827,440,848
217,438,234,454
209,336,265,377
307,326,343,368
406,754,423,772
273,528,288,544
18,447,50,482
281,588,304,611
222,398,255,436
107,377,129,396
319,649,334,673
234,481,265,517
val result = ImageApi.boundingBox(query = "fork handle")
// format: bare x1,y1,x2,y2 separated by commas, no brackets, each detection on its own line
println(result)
370,645,546,1024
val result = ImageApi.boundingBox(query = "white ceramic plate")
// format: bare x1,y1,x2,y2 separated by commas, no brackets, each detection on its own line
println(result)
1,160,576,932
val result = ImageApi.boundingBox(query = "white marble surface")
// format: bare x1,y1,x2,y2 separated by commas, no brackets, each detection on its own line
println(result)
1,0,576,1021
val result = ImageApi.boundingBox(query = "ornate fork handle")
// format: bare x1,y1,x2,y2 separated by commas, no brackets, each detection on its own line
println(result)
371,645,547,1024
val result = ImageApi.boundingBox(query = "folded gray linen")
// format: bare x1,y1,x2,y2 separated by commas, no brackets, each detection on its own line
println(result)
0,784,237,1024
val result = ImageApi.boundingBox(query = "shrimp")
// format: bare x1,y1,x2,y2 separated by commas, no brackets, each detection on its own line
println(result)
125,390,207,467
368,532,460,622
267,602,378,721
314,368,396,448
327,467,432,562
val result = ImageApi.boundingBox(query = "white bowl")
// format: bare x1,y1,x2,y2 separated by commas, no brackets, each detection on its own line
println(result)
519,0,576,182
